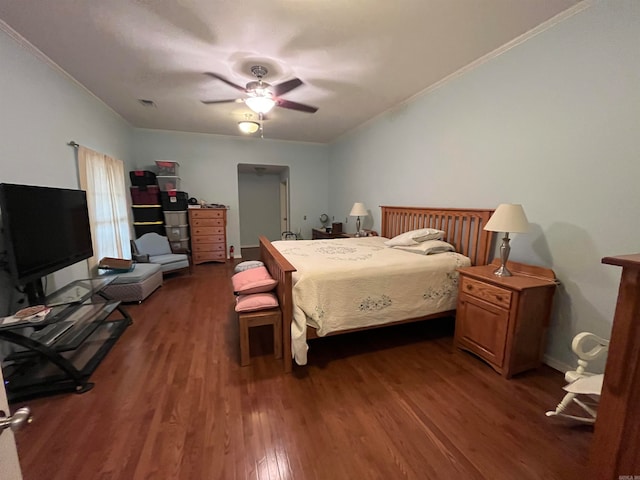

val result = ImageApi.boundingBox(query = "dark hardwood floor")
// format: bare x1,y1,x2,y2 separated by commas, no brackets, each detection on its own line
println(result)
12,261,592,479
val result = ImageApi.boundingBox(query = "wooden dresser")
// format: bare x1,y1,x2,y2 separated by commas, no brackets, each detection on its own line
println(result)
588,253,640,477
455,259,557,378
188,208,227,264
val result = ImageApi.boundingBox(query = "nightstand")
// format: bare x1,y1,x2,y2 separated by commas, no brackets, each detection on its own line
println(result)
455,259,557,378
311,228,349,239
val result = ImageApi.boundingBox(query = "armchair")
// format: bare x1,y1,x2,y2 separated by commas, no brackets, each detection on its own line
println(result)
132,233,191,275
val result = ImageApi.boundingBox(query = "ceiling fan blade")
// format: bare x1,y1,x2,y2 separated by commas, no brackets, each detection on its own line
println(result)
276,99,318,114
272,78,303,97
204,72,246,92
201,99,241,105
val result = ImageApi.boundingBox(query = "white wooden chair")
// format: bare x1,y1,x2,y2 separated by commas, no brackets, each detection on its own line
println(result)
546,332,609,424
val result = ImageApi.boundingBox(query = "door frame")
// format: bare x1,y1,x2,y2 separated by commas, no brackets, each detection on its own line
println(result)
280,178,290,236
0,368,24,479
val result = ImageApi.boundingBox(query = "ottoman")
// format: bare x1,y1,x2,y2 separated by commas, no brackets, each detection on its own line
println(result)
101,263,163,303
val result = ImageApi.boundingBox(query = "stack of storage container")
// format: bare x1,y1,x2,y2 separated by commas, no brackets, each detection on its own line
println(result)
130,170,164,237
156,161,190,253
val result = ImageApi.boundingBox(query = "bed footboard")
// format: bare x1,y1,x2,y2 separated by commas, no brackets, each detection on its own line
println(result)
259,236,296,373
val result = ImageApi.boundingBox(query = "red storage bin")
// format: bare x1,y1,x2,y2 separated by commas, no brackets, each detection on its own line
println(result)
130,186,160,205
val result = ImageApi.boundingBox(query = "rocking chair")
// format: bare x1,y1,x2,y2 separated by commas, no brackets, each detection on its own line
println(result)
545,332,609,424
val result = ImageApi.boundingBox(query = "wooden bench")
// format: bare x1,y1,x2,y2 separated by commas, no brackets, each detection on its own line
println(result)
238,308,282,366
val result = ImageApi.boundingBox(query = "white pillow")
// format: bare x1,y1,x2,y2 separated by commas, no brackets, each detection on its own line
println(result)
233,260,264,274
384,228,445,247
393,239,455,255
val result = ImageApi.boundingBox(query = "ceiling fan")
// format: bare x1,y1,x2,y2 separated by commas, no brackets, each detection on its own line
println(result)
201,65,318,115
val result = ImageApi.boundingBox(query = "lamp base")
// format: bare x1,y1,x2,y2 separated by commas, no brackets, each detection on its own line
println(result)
493,234,513,277
493,264,513,277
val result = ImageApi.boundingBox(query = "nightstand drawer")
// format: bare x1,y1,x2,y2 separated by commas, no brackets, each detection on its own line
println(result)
460,276,512,309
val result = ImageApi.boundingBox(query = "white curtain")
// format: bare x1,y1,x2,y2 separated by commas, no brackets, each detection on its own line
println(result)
77,146,130,272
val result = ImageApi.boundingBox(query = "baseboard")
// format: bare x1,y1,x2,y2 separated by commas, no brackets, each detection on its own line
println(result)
543,355,572,374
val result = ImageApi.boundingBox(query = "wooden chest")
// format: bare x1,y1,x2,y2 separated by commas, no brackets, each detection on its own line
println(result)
188,208,227,264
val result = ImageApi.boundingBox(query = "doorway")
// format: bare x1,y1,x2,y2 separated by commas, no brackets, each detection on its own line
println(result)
237,164,290,256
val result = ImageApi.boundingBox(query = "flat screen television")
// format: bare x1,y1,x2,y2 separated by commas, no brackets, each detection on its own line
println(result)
0,183,93,303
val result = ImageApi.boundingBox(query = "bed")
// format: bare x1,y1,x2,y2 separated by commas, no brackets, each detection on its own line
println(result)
259,206,495,372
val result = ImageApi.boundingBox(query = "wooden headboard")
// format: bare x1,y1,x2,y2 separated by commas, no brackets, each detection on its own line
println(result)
380,206,494,266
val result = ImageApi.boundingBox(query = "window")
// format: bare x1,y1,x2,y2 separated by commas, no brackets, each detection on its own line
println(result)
77,146,130,271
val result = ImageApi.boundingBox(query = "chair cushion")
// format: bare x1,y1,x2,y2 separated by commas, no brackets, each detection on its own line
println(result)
231,266,277,295
149,254,189,273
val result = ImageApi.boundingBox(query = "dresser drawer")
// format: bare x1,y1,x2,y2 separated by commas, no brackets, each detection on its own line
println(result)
192,226,225,236
193,251,225,263
460,276,512,309
190,209,225,220
191,234,224,244
193,243,225,252
191,218,224,228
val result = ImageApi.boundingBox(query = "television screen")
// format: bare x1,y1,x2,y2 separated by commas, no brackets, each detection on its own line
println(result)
0,183,94,286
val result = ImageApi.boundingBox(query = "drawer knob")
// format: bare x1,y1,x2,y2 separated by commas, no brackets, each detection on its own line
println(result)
466,284,473,291
496,295,502,302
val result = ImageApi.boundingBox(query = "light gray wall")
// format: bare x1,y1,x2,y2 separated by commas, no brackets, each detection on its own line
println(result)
238,172,282,247
132,129,329,256
328,0,640,370
0,27,132,311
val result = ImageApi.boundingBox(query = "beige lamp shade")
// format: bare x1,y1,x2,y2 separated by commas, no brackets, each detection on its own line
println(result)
349,202,368,217
484,204,530,233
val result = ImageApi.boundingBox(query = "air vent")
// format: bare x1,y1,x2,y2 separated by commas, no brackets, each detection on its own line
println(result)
138,99,156,107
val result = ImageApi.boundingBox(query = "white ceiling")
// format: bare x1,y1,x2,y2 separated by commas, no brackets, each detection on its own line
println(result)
0,0,582,144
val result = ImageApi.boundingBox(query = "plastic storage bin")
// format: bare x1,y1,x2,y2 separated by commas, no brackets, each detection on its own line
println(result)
129,170,157,187
170,238,190,252
160,191,188,211
155,161,180,176
130,186,160,205
165,225,189,241
133,221,164,237
163,210,188,225
132,205,163,222
157,176,181,192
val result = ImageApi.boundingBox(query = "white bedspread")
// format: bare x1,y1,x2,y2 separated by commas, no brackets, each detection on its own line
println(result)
271,237,471,365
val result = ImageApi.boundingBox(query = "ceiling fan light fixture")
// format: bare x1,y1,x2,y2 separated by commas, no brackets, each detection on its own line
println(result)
245,96,276,114
238,121,260,134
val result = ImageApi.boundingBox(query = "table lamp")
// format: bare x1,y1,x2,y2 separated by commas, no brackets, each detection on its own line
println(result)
349,202,368,237
483,204,530,277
